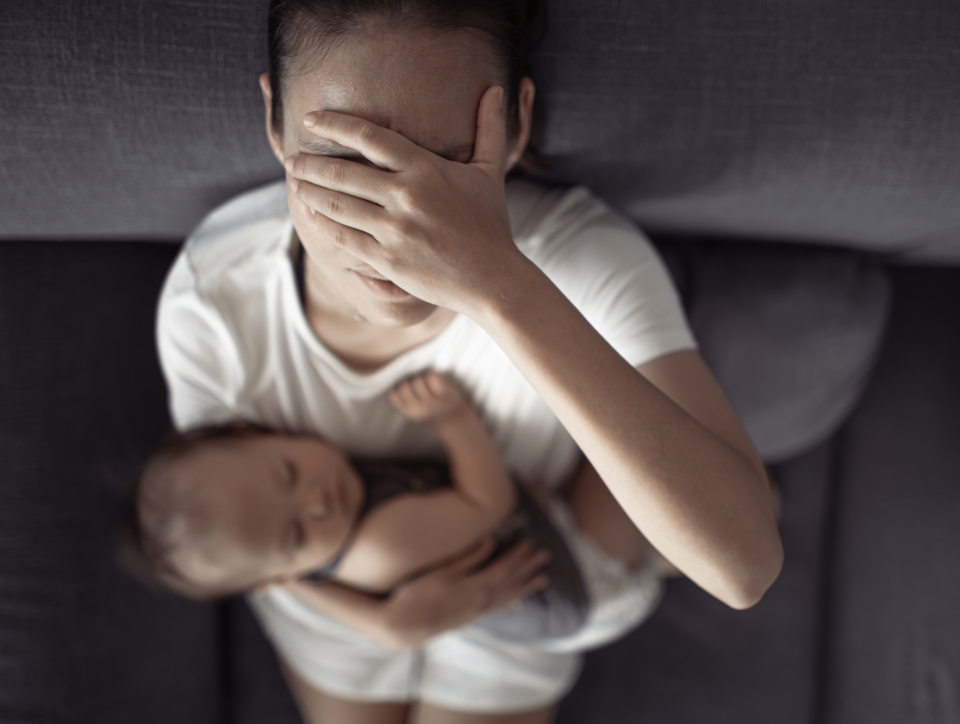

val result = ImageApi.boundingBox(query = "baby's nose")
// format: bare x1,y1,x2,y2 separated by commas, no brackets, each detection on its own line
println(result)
304,486,330,519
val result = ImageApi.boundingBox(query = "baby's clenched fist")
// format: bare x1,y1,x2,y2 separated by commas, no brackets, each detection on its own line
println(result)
389,372,469,423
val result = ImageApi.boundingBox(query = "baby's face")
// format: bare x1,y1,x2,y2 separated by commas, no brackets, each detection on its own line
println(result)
167,434,364,592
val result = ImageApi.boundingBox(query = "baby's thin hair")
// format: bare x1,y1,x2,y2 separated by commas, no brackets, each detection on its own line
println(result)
116,421,273,600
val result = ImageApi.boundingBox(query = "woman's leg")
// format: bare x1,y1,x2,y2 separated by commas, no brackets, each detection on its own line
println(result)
410,703,557,724
280,659,411,724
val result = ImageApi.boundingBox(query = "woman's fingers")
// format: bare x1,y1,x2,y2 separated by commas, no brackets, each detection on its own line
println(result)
285,153,390,207
504,540,552,584
442,537,497,576
302,111,421,172
292,177,386,238
289,194,381,261
469,85,508,177
289,99,520,316
465,539,551,613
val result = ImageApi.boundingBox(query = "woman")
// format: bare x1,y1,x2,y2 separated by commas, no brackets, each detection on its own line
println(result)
156,0,783,721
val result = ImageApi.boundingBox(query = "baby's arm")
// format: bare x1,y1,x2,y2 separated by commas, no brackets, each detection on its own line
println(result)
389,372,516,521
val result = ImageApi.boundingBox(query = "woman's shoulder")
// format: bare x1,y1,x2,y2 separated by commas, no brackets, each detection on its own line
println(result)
505,178,664,289
506,178,654,260
178,180,293,282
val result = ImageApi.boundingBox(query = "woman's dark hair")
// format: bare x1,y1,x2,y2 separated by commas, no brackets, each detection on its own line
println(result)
267,0,548,172
115,422,273,600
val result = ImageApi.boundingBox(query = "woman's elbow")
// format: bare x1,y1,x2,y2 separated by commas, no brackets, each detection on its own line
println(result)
725,538,785,610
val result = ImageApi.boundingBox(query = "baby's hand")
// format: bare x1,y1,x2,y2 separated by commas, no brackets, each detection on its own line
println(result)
390,372,469,424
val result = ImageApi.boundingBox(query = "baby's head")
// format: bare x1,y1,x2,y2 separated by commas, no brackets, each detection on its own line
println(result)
122,424,364,599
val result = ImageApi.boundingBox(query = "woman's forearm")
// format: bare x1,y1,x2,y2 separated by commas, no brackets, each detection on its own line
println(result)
475,259,783,609
280,538,552,648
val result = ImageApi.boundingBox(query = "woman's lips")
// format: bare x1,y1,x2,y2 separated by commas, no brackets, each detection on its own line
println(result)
355,271,410,298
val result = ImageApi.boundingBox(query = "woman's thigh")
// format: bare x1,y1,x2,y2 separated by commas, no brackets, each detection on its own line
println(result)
411,703,557,724
281,659,411,724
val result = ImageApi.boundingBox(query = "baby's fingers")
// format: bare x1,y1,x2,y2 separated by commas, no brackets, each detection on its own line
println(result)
388,381,416,412
411,374,433,403
424,371,458,398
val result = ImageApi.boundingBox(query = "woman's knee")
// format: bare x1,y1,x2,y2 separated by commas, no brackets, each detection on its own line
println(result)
410,702,557,724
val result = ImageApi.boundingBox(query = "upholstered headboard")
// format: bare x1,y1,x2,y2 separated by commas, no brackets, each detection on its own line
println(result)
2,0,958,262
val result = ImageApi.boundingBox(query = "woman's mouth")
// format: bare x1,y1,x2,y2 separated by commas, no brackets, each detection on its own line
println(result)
354,271,411,299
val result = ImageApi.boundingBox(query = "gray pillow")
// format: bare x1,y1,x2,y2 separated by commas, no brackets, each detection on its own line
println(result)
3,0,959,261
686,244,890,463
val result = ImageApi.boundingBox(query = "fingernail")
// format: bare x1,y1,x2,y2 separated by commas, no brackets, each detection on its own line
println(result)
304,112,319,128
284,156,295,173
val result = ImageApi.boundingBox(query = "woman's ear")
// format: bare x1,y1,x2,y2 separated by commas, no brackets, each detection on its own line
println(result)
505,77,536,173
259,72,286,165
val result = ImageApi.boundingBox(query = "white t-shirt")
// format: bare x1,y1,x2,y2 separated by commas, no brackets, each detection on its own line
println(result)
157,178,696,492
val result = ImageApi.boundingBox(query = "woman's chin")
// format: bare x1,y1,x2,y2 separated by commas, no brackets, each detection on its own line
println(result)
357,298,439,328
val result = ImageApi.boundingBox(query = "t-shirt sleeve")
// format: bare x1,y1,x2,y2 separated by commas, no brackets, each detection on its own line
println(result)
530,188,697,368
156,250,244,431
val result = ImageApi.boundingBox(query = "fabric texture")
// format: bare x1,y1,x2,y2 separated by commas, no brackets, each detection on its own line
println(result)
685,243,891,463
529,0,960,262
533,499,663,654
0,0,277,240
3,1,959,262
821,269,960,724
0,242,221,724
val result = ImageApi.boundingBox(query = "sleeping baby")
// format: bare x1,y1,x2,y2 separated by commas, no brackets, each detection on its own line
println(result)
123,372,592,643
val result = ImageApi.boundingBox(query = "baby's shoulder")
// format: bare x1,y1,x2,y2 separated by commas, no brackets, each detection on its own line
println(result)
334,491,454,592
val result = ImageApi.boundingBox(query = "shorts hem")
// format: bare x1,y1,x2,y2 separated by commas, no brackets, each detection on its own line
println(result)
417,655,583,715
276,649,420,705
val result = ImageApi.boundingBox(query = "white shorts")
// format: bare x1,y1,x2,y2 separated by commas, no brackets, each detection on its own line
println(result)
247,499,663,714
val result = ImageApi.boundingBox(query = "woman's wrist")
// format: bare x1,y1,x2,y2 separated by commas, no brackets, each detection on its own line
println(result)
467,251,550,328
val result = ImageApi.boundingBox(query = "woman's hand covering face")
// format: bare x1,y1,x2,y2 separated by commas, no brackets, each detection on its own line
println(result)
285,85,528,318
